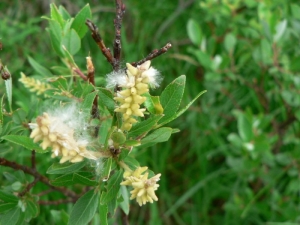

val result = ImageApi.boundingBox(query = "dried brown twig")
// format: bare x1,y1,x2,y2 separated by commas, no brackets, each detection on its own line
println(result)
85,19,115,67
113,0,126,70
130,42,172,67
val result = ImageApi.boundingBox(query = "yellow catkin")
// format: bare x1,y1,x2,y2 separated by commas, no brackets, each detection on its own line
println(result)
29,112,99,163
19,73,51,95
114,61,154,131
121,167,161,206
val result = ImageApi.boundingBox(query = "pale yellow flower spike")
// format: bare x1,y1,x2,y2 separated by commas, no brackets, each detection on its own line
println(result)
19,73,51,95
29,112,100,163
121,166,161,206
114,61,153,131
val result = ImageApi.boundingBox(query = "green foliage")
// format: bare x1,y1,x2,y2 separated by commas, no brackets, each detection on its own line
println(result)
1,0,300,224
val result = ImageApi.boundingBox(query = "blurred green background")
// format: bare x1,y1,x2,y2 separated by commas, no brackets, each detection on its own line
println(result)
1,0,300,224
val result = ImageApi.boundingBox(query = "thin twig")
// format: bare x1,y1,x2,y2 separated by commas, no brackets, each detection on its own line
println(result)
73,68,88,81
113,0,126,71
18,177,39,197
0,158,78,199
130,42,172,67
85,19,115,67
37,189,54,197
86,57,100,136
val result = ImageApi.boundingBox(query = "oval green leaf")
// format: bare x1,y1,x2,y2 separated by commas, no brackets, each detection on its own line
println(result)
68,189,99,225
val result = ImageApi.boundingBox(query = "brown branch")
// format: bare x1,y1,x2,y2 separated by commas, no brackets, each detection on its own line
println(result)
85,19,115,67
18,177,39,197
113,0,126,71
86,56,95,85
73,68,88,81
86,56,100,136
37,189,54,197
0,158,78,199
130,42,172,67
121,209,129,225
38,199,77,205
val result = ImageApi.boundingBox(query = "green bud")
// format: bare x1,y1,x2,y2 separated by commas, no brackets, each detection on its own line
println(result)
111,131,126,144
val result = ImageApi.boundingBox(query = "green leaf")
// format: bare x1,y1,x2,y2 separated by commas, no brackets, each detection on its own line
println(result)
62,45,77,66
187,19,202,46
0,207,21,225
291,3,300,20
51,209,69,224
24,199,39,220
158,90,206,127
50,172,97,186
62,29,81,55
235,111,253,142
144,93,164,115
97,88,115,115
123,156,140,171
12,109,27,125
49,76,68,90
11,182,22,191
68,189,100,225
28,56,53,77
99,204,108,225
274,20,287,42
0,191,18,202
63,18,74,35
119,186,130,215
101,158,113,181
128,115,163,138
107,196,118,216
47,20,64,57
47,161,86,174
98,112,113,147
73,173,98,186
50,3,65,27
100,170,123,204
50,173,75,186
80,91,98,114
141,127,172,144
188,48,212,70
59,5,71,20
158,75,186,126
1,135,46,153
224,33,237,52
0,202,18,214
260,38,272,64
71,4,92,38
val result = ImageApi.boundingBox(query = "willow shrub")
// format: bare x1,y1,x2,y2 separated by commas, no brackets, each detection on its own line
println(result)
0,3,205,224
